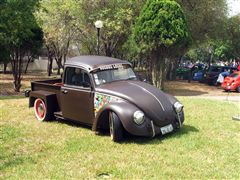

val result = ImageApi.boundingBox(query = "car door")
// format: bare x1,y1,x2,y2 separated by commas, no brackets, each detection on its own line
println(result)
60,66,95,125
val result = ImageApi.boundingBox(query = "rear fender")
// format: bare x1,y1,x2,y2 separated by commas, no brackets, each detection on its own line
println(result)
29,90,59,113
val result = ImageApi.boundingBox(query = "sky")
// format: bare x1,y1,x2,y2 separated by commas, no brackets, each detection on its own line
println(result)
228,0,240,16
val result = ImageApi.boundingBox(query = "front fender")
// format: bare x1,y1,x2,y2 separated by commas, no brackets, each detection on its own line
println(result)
165,93,178,105
92,101,153,137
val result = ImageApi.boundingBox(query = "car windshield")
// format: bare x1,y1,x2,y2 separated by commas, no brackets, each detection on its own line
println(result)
92,64,137,86
209,66,222,73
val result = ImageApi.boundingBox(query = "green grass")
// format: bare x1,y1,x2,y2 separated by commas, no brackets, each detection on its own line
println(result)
0,96,240,179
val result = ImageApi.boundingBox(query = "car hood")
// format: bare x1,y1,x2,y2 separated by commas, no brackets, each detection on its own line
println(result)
95,80,178,126
223,76,238,84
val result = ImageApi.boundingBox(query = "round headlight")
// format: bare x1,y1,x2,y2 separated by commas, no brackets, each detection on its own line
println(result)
133,111,145,125
174,102,184,113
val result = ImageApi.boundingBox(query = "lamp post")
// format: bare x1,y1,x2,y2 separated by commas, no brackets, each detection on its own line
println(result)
208,46,213,67
94,20,103,55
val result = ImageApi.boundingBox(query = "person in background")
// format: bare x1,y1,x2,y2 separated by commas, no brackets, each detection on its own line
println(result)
216,68,230,85
237,61,240,71
72,68,83,86
231,60,237,67
188,63,195,83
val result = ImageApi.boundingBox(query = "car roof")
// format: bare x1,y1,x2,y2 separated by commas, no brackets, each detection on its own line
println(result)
65,56,131,72
210,65,237,69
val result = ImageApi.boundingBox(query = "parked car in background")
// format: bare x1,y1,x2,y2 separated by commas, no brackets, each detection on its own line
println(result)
193,71,204,81
192,64,207,81
177,63,206,81
176,67,190,80
203,66,237,85
221,71,240,92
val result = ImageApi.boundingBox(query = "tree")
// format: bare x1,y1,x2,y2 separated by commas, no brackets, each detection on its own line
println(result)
133,0,189,89
35,0,84,75
165,0,228,80
211,40,232,61
0,0,42,92
176,0,228,45
0,44,10,74
0,1,10,74
81,0,145,57
24,27,43,74
227,14,240,59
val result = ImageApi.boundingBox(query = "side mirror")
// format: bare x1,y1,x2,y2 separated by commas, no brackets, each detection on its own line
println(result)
143,79,152,84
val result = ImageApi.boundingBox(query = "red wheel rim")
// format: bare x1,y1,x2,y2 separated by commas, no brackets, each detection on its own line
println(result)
35,99,46,120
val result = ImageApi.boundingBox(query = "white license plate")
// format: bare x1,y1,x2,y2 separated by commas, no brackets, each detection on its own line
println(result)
160,124,173,135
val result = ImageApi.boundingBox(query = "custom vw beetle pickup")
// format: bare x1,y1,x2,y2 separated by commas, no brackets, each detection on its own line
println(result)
26,56,184,142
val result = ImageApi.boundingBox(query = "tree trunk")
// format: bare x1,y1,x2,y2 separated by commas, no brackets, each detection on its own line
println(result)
104,43,112,57
57,63,61,75
48,56,53,76
55,57,62,75
166,58,178,81
166,61,172,81
63,53,67,64
171,58,178,81
24,55,32,74
11,50,23,92
151,52,166,90
146,57,152,82
105,48,112,57
152,54,160,88
3,62,7,74
158,59,165,90
46,45,54,76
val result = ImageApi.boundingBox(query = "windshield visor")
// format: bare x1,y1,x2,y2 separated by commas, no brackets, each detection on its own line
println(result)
92,64,136,86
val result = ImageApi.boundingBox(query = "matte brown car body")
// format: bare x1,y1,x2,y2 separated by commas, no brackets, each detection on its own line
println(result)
27,56,184,141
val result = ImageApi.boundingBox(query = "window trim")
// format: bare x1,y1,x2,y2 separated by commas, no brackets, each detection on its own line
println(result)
63,65,94,89
92,66,137,87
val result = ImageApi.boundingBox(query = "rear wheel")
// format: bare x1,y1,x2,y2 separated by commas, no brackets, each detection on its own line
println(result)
109,112,123,142
34,98,49,121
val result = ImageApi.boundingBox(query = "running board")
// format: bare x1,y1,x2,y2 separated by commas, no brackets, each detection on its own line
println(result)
54,111,64,119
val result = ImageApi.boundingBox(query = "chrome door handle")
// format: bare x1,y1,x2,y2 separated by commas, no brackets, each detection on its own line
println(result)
61,89,68,94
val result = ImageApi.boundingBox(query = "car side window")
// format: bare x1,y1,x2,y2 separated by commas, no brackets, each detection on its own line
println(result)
211,67,221,72
64,67,91,87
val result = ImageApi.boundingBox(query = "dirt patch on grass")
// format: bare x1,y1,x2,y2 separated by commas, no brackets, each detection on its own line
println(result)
0,72,59,96
165,80,240,97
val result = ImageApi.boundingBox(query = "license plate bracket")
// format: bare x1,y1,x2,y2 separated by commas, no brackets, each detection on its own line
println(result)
160,124,173,135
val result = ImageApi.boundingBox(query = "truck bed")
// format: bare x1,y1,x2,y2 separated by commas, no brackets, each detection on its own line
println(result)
31,78,62,92
31,78,62,110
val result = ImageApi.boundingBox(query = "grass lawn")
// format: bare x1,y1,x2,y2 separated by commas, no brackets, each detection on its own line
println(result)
0,96,239,179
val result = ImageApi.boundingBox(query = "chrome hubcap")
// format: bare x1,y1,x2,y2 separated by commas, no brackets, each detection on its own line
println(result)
38,104,44,115
109,113,113,139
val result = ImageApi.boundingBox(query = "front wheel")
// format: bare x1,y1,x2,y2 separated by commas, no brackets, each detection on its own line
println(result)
34,98,50,121
109,112,123,142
